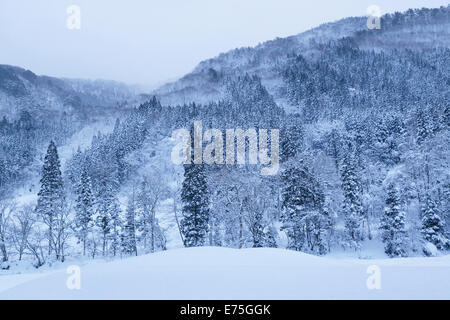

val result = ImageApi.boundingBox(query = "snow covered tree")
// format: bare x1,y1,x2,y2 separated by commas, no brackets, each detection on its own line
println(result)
208,208,223,247
74,167,94,255
95,175,122,256
421,193,449,251
246,204,265,248
209,167,250,249
280,118,303,163
0,201,13,266
36,140,67,261
444,105,450,130
180,163,210,247
240,178,277,249
340,151,365,249
306,206,332,255
416,108,431,145
281,166,308,251
281,163,330,254
264,225,278,248
135,176,166,253
10,205,35,261
122,193,137,256
380,184,408,257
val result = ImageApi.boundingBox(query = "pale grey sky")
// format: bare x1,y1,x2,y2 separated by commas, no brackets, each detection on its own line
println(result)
0,0,448,86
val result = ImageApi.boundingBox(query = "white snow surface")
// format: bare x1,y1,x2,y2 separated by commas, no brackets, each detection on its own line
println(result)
1,247,449,300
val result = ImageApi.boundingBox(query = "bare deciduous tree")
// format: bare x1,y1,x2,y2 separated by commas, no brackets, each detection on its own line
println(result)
0,201,14,266
11,205,35,261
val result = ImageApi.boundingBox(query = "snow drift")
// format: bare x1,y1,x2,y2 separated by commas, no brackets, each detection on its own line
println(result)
1,247,449,299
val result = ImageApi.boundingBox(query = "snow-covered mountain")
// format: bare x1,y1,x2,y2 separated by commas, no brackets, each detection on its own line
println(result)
0,5,449,290
0,64,144,119
152,6,450,106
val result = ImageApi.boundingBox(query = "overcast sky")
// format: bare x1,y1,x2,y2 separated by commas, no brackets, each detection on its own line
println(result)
0,0,448,87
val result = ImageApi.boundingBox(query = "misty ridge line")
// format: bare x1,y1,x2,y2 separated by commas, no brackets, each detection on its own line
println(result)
171,121,280,175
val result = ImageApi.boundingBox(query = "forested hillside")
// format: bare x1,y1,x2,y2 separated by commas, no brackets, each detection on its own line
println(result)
0,6,449,269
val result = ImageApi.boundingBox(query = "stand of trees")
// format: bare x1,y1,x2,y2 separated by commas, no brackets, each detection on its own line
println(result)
0,8,449,268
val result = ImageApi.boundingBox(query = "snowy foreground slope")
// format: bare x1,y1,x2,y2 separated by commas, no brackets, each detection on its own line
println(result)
1,247,449,300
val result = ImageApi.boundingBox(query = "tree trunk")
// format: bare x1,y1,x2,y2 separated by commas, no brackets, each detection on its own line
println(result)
151,209,155,253
239,204,244,249
0,241,7,262
48,224,53,256
102,233,107,256
173,198,184,245
83,236,86,256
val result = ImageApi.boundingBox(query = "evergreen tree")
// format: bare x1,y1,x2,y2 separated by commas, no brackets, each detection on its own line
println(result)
249,210,265,248
122,193,137,256
280,119,303,163
74,166,94,256
281,166,309,251
180,163,210,247
307,205,332,255
36,140,66,260
421,193,449,251
328,129,342,171
281,164,330,253
109,207,122,257
96,175,121,256
380,184,408,257
416,108,431,145
340,152,365,248
443,105,450,130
